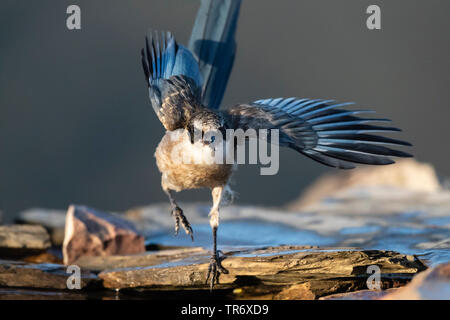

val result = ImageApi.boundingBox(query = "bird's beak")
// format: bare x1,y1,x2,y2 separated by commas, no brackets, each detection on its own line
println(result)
202,129,222,146
202,136,215,146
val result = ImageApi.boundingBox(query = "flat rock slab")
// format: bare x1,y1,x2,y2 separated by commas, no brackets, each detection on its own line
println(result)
16,208,66,246
98,246,427,299
0,259,98,290
75,247,208,272
0,225,51,257
63,205,146,265
124,195,450,267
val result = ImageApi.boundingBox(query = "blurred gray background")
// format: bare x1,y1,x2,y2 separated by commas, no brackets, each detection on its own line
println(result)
1,0,449,221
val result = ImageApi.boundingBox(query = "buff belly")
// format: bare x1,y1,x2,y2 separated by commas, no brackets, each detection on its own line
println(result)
155,129,233,191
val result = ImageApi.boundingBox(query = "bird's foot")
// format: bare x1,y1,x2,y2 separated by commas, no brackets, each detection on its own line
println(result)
205,251,228,291
171,206,194,241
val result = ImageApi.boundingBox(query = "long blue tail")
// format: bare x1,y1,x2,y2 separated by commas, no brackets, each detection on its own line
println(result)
188,0,242,110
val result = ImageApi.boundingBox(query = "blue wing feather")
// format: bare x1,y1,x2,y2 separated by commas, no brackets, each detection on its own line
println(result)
141,31,202,129
142,31,201,88
237,97,413,168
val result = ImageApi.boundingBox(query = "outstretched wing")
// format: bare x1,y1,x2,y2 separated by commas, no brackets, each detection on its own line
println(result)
141,31,202,130
225,98,412,169
188,0,242,110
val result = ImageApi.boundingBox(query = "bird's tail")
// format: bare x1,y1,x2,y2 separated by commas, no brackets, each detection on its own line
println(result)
141,31,202,88
188,0,242,110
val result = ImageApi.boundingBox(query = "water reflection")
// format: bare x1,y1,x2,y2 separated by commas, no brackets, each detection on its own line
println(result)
149,216,449,266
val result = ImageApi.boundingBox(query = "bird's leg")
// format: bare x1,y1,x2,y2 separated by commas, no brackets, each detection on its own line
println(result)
205,186,229,290
163,186,193,241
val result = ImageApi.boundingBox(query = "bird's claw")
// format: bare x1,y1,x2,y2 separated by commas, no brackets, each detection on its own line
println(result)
171,206,194,241
205,252,228,291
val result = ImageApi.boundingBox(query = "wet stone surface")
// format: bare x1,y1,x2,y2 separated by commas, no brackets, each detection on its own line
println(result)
0,259,98,290
96,246,426,299
1,180,449,299
0,245,429,300
62,205,145,265
125,188,450,267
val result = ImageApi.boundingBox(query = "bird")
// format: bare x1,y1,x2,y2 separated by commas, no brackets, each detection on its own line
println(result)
140,0,412,290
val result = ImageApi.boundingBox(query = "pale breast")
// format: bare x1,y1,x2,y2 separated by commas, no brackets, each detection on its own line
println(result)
155,129,233,191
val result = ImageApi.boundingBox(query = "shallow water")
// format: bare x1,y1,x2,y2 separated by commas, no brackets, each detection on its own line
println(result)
145,189,450,267
150,219,448,266
3,189,449,300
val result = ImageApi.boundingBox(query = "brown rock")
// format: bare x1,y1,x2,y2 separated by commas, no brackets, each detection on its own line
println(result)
274,283,316,300
0,259,97,290
16,208,66,246
0,225,51,257
288,159,440,210
62,205,145,265
98,246,426,299
382,262,450,300
74,247,207,272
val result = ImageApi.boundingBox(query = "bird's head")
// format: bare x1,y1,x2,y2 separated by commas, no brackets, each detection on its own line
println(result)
188,110,226,145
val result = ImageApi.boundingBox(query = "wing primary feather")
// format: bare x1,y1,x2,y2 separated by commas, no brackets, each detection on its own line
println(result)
301,102,355,119
292,99,335,116
154,32,161,79
277,97,297,109
141,48,150,85
293,147,356,169
283,98,310,112
314,146,396,165
318,138,411,147
317,143,412,158
141,31,202,130
317,127,401,136
159,33,164,77
225,98,412,168
308,110,376,124
319,134,412,146
290,99,324,115
312,119,391,130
